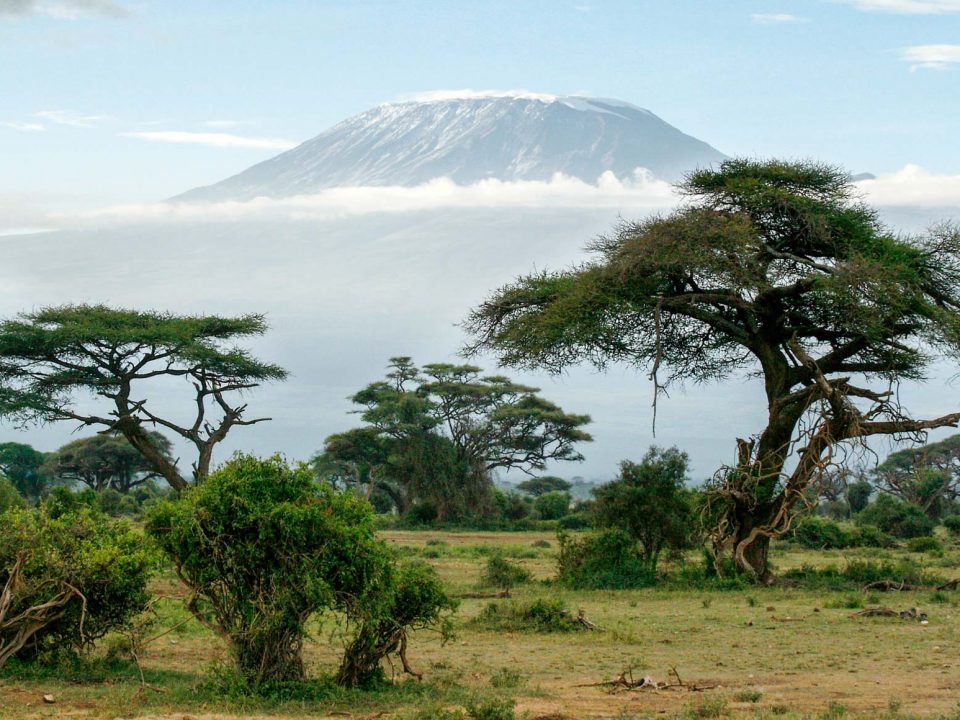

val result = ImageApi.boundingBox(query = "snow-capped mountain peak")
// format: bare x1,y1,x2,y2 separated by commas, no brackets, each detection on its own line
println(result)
174,93,726,203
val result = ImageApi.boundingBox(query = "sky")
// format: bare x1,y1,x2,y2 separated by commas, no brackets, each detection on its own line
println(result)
1,0,959,211
1,0,960,480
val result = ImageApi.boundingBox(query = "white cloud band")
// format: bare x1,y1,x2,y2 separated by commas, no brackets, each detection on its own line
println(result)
123,131,298,150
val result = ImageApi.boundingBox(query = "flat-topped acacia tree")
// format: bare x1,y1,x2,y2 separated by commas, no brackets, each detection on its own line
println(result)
465,159,960,582
0,305,286,491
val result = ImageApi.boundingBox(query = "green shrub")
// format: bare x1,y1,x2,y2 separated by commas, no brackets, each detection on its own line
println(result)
479,555,531,590
943,515,960,536
146,454,389,686
472,598,585,633
556,529,654,589
533,491,571,520
0,504,155,664
466,696,515,720
0,477,25,514
557,512,590,529
783,558,945,590
852,524,895,548
907,535,942,553
791,516,855,549
856,494,935,539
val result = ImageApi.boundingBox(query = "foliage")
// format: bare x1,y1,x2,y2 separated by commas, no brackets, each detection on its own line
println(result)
336,559,457,687
493,489,532,521
846,479,873,516
0,476,25,514
515,475,571,496
856,494,936,539
872,435,960,518
591,448,693,572
556,529,654,589
944,514,960,536
0,305,286,490
479,555,531,590
790,516,893,549
782,558,945,590
42,432,174,493
473,597,584,633
0,442,48,502
316,357,591,521
906,535,942,553
465,696,516,720
146,454,388,686
465,158,960,581
532,490,570,520
0,503,155,664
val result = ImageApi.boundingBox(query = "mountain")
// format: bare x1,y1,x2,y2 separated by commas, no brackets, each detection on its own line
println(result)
174,93,726,202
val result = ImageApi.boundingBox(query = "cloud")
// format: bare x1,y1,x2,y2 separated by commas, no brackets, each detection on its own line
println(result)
750,13,809,23
202,120,250,129
836,0,960,12
853,164,960,207
123,131,298,151
35,110,107,127
900,44,960,70
401,89,564,103
0,120,44,131
0,0,128,18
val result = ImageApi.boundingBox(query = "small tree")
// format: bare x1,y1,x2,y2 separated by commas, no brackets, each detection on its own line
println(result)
856,493,935,539
516,476,572,497
0,305,286,491
467,159,960,581
42,432,173,493
846,479,873,516
0,443,48,502
591,447,692,572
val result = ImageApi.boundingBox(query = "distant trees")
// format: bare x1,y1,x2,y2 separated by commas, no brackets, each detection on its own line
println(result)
316,357,591,521
467,159,960,582
871,435,960,519
591,447,693,572
0,305,286,490
43,432,173,493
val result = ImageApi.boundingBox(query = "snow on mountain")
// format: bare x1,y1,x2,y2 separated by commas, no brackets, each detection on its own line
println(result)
174,94,726,202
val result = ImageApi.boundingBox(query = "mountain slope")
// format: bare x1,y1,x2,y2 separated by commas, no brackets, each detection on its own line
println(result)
174,94,726,202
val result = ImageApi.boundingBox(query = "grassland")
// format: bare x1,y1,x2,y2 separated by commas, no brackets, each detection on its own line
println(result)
1,530,959,720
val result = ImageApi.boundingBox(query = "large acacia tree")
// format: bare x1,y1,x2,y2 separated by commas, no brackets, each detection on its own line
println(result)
0,305,286,491
317,357,591,519
466,159,960,582
43,432,174,493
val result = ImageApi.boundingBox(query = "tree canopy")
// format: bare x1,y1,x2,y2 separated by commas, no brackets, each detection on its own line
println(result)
872,434,960,518
0,442,48,502
0,305,286,490
466,159,960,580
42,432,174,493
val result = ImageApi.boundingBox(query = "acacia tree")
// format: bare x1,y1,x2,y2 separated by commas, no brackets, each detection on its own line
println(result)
466,159,960,582
0,305,286,491
318,357,592,519
42,432,173,493
872,435,960,518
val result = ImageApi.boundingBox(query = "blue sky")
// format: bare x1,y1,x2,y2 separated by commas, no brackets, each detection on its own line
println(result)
1,0,959,207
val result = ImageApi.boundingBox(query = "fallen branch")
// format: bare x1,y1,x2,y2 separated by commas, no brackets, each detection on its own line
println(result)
851,606,928,623
862,579,959,592
576,666,718,693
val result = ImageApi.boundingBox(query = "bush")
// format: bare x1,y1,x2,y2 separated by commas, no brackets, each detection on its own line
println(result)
943,515,960,536
557,512,590,529
533,491,571,520
791,516,855,549
556,529,654,589
782,558,945,590
146,454,391,686
0,504,155,664
907,535,942,553
494,490,531,521
0,477,25,514
856,494,935,539
466,697,515,720
473,598,584,633
479,555,531,590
